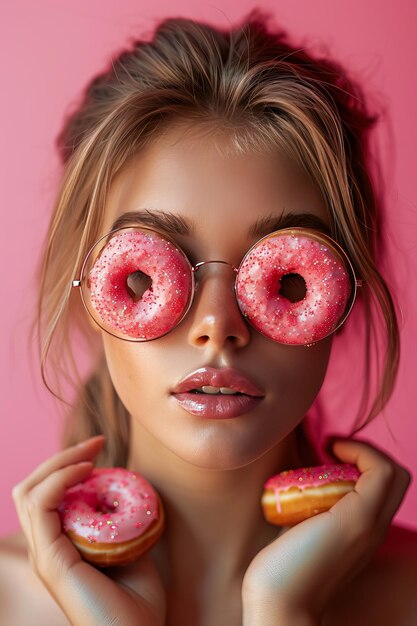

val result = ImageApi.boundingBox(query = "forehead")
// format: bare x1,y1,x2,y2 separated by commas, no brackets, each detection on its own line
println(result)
103,121,330,242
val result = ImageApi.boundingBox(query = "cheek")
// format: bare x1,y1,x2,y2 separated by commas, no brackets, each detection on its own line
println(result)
101,335,150,411
101,334,182,421
262,336,333,416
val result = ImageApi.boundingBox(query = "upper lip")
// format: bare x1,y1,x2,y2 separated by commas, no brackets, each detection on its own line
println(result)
171,367,265,397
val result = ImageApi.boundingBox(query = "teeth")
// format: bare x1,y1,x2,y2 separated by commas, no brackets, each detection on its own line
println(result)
201,386,220,394
196,386,239,395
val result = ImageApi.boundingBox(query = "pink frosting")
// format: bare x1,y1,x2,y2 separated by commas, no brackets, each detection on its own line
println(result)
264,463,360,492
236,231,351,345
58,468,159,544
88,229,192,340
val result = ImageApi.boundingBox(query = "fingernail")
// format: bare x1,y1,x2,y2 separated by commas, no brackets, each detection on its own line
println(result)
324,435,341,457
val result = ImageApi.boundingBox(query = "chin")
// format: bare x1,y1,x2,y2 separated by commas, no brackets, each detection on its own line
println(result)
165,430,286,471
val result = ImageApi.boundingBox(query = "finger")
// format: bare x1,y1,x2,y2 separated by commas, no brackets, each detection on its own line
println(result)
13,460,94,567
331,438,398,513
378,463,412,530
16,461,93,555
14,436,105,495
331,464,411,592
28,461,94,556
12,436,103,552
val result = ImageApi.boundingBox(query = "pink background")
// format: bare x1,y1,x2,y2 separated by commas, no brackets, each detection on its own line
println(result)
1,0,416,535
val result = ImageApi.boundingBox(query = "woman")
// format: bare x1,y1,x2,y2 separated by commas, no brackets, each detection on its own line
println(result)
2,12,416,625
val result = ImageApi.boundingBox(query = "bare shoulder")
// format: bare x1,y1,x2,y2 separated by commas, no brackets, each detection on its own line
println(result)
324,523,417,626
0,531,70,626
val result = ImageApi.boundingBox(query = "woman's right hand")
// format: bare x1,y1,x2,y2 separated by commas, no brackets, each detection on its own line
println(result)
12,435,166,626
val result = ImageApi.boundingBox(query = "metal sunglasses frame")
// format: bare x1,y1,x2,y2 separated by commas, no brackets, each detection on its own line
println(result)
72,225,364,346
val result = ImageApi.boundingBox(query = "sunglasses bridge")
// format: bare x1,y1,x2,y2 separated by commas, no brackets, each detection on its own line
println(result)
192,260,239,273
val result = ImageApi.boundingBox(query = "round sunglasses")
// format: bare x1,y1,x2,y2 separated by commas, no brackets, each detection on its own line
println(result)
72,225,363,346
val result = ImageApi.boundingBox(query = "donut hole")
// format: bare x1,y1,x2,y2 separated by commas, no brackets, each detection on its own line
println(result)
279,273,307,302
95,500,118,514
126,270,152,302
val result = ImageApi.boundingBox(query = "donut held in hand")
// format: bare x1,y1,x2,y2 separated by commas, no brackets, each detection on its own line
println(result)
262,463,360,526
58,467,165,566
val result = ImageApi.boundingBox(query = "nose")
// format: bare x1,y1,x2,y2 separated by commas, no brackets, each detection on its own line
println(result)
186,261,251,350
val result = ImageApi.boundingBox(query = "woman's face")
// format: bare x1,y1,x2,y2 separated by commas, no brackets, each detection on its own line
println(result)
99,122,334,470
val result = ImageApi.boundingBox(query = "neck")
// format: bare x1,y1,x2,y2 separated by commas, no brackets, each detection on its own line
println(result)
126,419,318,591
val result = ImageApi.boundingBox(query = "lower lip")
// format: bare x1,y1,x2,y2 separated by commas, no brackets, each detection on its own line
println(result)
171,393,263,419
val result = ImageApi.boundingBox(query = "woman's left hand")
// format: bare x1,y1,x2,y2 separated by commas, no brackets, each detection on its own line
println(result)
241,438,412,625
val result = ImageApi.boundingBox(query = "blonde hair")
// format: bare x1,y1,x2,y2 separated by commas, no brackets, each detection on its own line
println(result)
31,11,400,466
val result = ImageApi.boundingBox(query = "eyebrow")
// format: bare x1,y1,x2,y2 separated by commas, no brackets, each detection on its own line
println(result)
110,208,333,238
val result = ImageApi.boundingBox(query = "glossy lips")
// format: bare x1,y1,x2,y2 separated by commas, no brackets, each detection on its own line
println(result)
171,367,265,419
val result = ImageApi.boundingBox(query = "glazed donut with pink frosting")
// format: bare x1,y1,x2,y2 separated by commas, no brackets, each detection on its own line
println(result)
236,229,352,345
58,467,165,566
262,463,360,526
87,228,193,340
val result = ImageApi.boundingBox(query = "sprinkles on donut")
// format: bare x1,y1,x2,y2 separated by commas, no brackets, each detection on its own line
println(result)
58,467,165,567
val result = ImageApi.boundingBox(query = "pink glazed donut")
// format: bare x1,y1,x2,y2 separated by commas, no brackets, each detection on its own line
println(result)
236,229,352,345
58,467,165,566
87,229,192,340
261,463,360,526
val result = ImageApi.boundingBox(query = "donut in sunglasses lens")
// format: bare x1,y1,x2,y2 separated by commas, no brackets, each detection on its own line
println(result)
72,226,361,345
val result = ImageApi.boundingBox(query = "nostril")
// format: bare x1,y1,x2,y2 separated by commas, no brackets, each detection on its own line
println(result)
195,333,241,347
192,334,210,348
